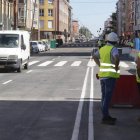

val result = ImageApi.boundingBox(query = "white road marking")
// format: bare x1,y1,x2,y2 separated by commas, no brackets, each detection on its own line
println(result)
29,61,39,66
26,70,33,73
54,61,67,66
38,61,53,66
71,61,82,66
119,61,129,68
88,67,94,140
3,80,12,85
71,67,90,140
87,60,96,67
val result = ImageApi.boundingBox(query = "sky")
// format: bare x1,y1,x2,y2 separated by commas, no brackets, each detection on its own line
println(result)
70,0,118,37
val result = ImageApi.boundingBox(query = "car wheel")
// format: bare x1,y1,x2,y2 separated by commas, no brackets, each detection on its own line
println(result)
17,60,22,73
24,60,29,70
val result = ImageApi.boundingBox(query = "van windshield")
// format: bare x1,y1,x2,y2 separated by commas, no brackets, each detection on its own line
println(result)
0,34,19,48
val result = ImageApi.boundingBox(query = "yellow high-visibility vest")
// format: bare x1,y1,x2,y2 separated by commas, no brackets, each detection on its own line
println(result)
98,45,120,78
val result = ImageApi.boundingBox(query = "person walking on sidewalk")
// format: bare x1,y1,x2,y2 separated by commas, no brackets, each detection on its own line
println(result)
92,32,120,125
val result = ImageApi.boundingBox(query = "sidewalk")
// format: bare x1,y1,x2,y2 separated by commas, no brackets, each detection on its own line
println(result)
94,53,140,140
94,102,140,140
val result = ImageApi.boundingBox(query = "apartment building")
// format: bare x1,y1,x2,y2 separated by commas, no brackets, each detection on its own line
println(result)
39,0,55,39
134,0,140,37
116,0,126,37
72,20,79,39
104,18,112,32
39,0,72,41
55,0,72,42
0,0,14,30
18,0,39,29
125,0,135,39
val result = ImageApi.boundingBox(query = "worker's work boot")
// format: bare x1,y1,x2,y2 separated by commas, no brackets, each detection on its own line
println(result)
101,116,117,125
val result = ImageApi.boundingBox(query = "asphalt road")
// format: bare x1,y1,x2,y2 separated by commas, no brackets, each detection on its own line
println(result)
0,42,139,140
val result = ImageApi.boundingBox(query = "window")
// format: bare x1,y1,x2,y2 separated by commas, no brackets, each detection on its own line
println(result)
39,9,44,16
40,20,44,28
39,0,44,5
48,20,53,29
18,7,24,18
48,9,53,16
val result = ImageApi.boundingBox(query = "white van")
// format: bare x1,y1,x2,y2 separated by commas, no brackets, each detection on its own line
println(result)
0,30,30,72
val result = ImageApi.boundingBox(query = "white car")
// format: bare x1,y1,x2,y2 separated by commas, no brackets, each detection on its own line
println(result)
42,41,50,51
38,41,46,52
30,41,45,53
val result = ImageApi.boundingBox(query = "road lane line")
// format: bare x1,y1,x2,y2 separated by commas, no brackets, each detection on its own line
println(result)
38,61,53,66
88,67,94,140
3,80,12,85
87,59,96,67
29,61,39,66
71,61,82,66
71,67,90,140
54,61,67,66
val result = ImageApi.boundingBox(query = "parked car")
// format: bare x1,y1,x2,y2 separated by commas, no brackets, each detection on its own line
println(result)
42,41,50,51
30,41,40,53
30,41,45,53
38,41,46,52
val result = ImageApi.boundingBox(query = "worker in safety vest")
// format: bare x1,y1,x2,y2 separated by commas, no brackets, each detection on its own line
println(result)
135,52,140,121
92,32,120,125
135,52,140,86
127,39,134,48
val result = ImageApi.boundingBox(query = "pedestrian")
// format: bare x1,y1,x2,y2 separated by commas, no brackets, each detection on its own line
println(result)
92,32,120,125
97,37,105,49
135,52,140,121
135,52,140,90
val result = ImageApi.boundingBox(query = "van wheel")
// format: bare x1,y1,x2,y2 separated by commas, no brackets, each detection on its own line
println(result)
24,61,28,70
17,61,22,73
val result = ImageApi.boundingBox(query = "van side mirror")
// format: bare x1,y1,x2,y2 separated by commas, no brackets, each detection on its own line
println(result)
21,44,26,50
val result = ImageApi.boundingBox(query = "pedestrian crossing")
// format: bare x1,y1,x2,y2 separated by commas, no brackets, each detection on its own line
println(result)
28,60,135,68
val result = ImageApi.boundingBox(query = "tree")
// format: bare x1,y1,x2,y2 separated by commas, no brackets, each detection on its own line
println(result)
110,12,117,33
79,26,92,39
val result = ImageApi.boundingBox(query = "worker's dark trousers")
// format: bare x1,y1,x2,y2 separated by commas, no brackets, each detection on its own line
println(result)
137,83,140,95
100,78,116,118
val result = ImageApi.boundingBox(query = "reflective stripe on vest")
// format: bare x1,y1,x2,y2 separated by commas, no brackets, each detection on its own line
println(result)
98,45,120,78
136,72,140,83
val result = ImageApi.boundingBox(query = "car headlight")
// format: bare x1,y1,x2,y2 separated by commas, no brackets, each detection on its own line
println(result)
8,55,18,60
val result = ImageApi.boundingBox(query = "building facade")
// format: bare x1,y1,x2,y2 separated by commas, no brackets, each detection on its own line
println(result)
53,0,72,42
39,0,55,39
0,0,14,30
125,0,135,39
72,20,79,40
134,0,140,37
116,0,126,37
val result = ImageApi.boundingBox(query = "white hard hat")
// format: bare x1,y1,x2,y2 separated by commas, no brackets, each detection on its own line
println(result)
107,32,118,42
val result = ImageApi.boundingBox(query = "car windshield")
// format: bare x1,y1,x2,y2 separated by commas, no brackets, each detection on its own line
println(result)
31,42,37,45
0,34,19,48
38,42,42,44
